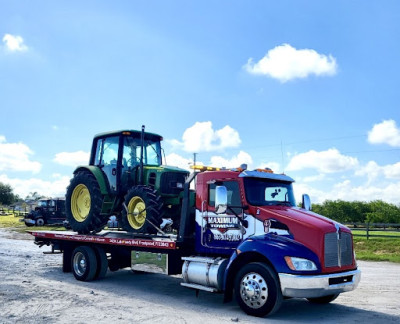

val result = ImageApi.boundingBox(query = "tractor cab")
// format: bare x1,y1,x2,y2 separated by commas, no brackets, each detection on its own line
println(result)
90,129,163,193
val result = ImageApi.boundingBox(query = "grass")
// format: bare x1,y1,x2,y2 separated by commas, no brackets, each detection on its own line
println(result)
0,214,25,228
351,229,400,237
353,237,400,263
0,214,67,233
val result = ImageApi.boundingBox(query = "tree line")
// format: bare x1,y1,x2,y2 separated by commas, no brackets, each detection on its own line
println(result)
0,182,43,206
311,200,400,224
2,181,400,224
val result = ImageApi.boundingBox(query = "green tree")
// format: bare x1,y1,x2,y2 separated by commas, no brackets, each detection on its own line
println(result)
25,191,43,201
0,182,16,205
312,199,400,224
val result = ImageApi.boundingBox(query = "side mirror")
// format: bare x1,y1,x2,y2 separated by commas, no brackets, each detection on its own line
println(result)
215,186,228,214
302,194,312,211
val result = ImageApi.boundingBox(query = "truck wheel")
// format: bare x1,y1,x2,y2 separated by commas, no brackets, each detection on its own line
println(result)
93,246,108,279
36,218,45,226
307,294,339,304
71,246,98,281
234,262,282,317
121,186,163,234
66,171,107,234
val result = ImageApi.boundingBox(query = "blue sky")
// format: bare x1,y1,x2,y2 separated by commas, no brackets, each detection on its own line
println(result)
0,1,399,204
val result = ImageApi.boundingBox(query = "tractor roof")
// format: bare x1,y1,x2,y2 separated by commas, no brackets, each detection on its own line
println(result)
94,130,163,141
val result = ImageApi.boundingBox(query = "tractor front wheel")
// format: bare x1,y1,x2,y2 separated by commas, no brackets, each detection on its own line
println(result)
121,186,163,234
66,171,106,234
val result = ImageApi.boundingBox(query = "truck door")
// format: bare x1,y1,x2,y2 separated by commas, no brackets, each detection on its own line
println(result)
201,180,245,250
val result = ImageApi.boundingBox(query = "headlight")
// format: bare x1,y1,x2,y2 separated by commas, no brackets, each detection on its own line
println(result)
285,256,317,271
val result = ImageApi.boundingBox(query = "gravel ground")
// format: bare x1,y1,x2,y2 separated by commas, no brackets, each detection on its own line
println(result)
0,228,399,324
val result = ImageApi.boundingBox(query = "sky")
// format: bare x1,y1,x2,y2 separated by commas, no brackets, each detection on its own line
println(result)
0,1,399,205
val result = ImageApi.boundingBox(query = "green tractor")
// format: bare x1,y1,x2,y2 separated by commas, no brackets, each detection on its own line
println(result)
65,127,189,234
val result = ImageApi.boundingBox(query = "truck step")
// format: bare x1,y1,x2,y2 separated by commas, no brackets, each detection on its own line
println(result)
180,282,218,293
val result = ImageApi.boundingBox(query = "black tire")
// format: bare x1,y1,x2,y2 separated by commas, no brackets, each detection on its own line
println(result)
93,246,108,280
66,171,107,234
120,185,163,234
307,294,339,304
71,246,98,281
234,262,283,317
36,218,45,226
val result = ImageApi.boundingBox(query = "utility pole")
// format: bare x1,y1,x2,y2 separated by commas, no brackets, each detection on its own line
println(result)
193,153,197,167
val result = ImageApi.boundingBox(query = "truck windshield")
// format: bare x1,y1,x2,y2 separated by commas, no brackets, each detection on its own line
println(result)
243,178,296,207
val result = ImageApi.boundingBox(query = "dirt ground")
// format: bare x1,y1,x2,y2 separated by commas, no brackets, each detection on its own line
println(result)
0,228,399,324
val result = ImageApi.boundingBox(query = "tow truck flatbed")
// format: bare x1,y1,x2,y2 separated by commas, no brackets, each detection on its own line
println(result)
29,230,178,250
29,230,186,277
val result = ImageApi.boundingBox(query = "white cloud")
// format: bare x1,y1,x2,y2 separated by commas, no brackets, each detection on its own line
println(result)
355,160,400,182
301,174,327,183
0,174,70,199
210,151,253,169
2,34,28,52
171,121,241,153
286,148,358,173
164,153,194,171
354,161,381,184
383,162,400,179
0,136,41,173
255,162,281,173
368,120,400,147
53,151,90,167
244,43,337,82
294,179,400,205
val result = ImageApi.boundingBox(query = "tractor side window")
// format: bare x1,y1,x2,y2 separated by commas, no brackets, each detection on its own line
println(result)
209,181,241,214
102,136,119,166
94,139,103,166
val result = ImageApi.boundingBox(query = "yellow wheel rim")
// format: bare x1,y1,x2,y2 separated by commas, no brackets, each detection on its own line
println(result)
71,184,91,222
127,196,146,229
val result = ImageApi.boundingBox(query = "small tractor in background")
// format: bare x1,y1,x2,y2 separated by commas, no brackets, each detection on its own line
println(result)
65,126,189,234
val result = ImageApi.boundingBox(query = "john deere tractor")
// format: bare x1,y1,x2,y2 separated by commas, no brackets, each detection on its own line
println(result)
65,127,189,234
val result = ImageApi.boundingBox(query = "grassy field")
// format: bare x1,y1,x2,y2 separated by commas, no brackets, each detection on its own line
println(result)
0,214,67,232
1,214,399,263
353,237,400,263
351,229,400,237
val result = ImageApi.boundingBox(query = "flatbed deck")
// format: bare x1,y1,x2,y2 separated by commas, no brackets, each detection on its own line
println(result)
29,230,178,250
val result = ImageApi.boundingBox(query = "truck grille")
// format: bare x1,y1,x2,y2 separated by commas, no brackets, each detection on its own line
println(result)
324,232,353,268
160,172,186,195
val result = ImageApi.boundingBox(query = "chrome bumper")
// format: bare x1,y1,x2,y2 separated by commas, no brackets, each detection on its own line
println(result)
279,269,361,298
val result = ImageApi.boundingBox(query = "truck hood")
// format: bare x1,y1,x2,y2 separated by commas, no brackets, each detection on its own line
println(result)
253,206,347,233
249,205,353,272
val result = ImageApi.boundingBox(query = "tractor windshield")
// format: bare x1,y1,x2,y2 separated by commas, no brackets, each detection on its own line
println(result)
243,178,296,207
123,136,162,167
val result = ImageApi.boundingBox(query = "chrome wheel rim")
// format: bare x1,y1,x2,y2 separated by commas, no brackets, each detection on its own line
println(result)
240,272,269,309
73,252,87,276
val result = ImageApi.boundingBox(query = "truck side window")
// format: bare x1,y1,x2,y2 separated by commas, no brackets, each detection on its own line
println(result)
208,181,241,214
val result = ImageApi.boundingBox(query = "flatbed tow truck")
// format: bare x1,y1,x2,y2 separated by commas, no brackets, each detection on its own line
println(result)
30,165,361,317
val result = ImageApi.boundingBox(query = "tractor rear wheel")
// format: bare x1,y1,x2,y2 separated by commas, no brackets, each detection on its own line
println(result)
121,186,163,234
66,171,107,234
